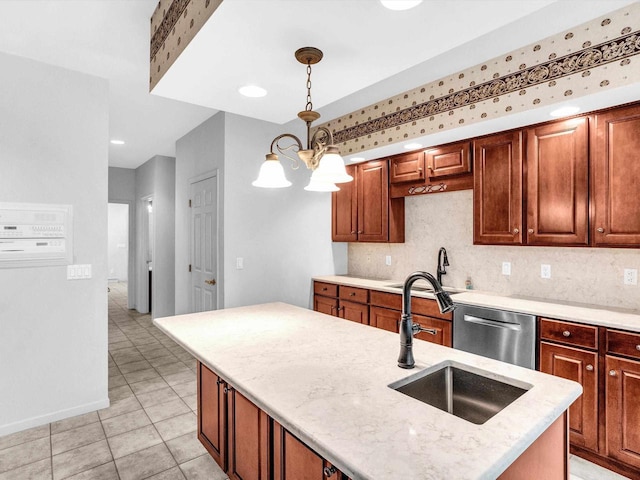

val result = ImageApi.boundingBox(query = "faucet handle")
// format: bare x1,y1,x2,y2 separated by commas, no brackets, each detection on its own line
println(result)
412,324,438,336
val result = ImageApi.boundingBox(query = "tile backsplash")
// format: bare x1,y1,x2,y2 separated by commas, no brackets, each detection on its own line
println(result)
348,190,640,311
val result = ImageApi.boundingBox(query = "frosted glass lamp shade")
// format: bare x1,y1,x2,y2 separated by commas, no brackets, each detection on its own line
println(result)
304,168,339,192
311,146,353,184
252,154,292,188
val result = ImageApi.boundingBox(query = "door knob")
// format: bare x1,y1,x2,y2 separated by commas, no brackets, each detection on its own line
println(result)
204,279,216,286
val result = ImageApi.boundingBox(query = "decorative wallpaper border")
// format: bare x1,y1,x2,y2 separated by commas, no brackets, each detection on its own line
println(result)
320,3,640,154
150,0,223,91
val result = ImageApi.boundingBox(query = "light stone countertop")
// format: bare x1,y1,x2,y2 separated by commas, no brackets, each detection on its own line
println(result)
155,302,581,480
314,275,640,333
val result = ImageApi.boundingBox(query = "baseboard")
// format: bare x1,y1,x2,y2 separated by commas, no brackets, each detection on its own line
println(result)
0,397,110,437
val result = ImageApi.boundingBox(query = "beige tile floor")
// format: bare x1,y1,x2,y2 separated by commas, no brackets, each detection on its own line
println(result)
0,282,227,480
0,282,631,480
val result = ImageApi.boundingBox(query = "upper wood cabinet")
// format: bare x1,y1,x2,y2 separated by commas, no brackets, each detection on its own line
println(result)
424,141,471,178
473,131,524,245
332,160,404,243
592,104,640,247
526,117,589,246
331,164,358,242
389,151,425,184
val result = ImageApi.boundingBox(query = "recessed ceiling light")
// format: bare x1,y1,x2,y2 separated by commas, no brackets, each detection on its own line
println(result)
404,143,423,150
549,106,580,118
380,0,423,11
350,157,366,163
110,139,125,145
239,85,267,98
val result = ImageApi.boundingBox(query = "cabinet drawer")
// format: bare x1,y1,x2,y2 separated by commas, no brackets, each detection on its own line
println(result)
424,141,471,178
413,296,453,321
607,329,640,360
314,281,337,297
540,318,598,349
338,285,368,304
370,290,402,310
389,152,425,184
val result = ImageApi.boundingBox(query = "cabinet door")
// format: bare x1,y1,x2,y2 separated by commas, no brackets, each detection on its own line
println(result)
370,306,400,333
339,300,369,325
331,165,357,242
592,105,640,246
473,131,523,245
413,314,452,347
389,151,425,184
357,160,389,242
198,363,227,470
314,295,338,317
526,118,589,246
227,388,269,480
539,342,598,451
606,355,640,468
273,425,325,480
424,141,471,178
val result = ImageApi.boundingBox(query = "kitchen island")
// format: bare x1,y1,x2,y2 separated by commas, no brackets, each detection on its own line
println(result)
154,302,581,480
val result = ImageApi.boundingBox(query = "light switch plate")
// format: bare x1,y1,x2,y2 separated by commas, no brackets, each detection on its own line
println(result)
541,264,551,279
385,255,392,266
624,268,638,285
236,257,244,270
502,262,511,276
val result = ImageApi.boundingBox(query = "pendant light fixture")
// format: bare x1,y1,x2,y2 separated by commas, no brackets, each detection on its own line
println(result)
252,47,353,192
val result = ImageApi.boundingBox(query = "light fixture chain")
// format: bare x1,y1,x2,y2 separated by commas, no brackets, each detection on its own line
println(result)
305,62,313,112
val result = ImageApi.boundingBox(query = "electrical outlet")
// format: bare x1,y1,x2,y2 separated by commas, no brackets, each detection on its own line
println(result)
502,262,511,276
236,257,244,270
624,268,638,286
541,264,551,279
385,255,392,266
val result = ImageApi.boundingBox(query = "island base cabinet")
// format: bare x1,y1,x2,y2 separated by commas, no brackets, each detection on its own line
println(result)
273,422,349,480
606,355,640,469
498,413,568,479
198,362,269,480
198,363,227,471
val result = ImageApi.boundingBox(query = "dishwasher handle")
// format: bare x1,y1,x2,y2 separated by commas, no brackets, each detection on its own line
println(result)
463,314,522,331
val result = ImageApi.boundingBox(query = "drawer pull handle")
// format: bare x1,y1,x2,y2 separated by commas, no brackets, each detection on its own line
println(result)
562,330,571,337
586,364,594,371
609,370,617,377
323,466,337,477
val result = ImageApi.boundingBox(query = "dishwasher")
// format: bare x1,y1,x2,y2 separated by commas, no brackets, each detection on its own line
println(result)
453,304,537,369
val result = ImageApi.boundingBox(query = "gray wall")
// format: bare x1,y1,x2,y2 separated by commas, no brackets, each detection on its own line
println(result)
175,113,225,314
108,167,136,308
108,203,129,282
135,156,176,319
0,52,109,435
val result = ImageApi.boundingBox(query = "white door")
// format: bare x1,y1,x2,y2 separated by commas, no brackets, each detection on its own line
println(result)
190,175,217,312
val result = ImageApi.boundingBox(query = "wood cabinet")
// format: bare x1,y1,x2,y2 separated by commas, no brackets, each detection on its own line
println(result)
332,160,404,243
473,131,524,245
389,151,425,184
592,104,640,246
198,363,269,480
540,342,598,451
273,422,348,480
370,306,400,333
313,282,369,324
424,141,471,178
526,117,589,246
539,318,599,452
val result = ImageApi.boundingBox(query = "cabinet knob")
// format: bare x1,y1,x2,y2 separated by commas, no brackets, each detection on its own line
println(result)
586,364,594,371
636,345,640,351
216,378,225,385
322,287,328,291
350,231,356,234
513,228,519,234
562,330,571,337
528,229,534,234
224,386,234,393
357,230,363,234
609,370,617,377
597,227,605,233
349,292,356,296
323,466,337,478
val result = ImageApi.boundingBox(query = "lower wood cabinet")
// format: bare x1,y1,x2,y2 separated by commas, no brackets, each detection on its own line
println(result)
606,355,640,469
339,300,369,324
198,363,269,480
539,342,598,451
370,306,400,333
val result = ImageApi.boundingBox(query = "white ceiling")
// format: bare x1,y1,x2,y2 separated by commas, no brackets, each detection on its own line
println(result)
0,0,636,169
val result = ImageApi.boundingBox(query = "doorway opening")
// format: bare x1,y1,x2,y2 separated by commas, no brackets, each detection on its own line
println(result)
108,203,129,303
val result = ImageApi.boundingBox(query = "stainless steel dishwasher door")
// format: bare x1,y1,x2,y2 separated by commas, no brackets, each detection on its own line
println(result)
453,305,537,369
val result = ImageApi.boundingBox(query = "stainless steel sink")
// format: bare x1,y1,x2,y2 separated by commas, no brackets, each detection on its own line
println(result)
386,284,462,295
389,362,531,424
